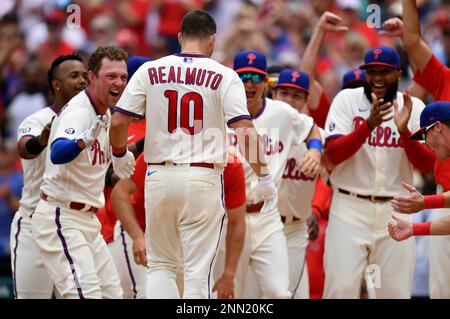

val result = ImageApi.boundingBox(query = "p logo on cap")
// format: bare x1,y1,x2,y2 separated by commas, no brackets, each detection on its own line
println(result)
233,50,268,76
360,46,400,70
276,69,309,93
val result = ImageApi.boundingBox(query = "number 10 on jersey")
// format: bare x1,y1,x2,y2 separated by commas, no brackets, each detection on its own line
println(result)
164,90,204,135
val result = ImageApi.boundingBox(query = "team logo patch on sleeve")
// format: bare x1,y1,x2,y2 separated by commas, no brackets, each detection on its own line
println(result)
65,128,75,134
328,122,335,132
20,127,31,134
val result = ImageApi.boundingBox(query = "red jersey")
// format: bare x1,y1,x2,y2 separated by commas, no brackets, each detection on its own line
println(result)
413,54,450,191
307,92,331,129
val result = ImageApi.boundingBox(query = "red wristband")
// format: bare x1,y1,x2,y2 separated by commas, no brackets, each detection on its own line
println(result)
112,145,126,157
412,222,432,236
424,194,445,209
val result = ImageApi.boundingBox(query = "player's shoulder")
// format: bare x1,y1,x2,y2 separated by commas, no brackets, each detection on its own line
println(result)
59,91,93,116
21,106,55,124
266,98,304,119
335,87,364,100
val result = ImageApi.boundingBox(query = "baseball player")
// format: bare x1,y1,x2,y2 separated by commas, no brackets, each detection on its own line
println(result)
273,69,327,299
381,0,450,299
324,46,428,298
100,55,150,299
229,50,322,299
10,54,87,299
389,102,450,244
110,10,275,299
31,46,129,299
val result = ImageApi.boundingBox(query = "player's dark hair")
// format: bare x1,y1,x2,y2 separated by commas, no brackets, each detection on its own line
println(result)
47,53,84,95
87,46,128,76
181,10,216,39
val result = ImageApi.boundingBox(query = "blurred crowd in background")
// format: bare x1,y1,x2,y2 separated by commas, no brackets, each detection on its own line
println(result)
0,0,450,297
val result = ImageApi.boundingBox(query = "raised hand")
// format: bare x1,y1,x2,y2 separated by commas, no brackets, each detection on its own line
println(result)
391,181,424,214
38,116,55,146
318,11,349,33
78,115,108,148
388,214,413,241
393,91,413,133
379,17,404,38
367,93,394,129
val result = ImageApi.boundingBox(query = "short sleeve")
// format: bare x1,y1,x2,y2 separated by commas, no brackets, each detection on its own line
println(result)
132,154,147,190
115,65,147,119
223,72,252,127
413,54,450,100
52,108,91,142
292,113,314,145
223,158,246,210
17,113,45,141
325,90,354,137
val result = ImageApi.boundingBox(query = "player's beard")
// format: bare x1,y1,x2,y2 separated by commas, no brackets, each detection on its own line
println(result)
363,80,398,104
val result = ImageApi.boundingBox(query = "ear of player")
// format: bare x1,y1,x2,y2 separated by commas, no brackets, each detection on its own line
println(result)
78,115,109,147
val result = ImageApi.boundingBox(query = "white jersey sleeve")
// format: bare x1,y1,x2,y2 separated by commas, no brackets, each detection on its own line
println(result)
51,107,91,143
222,72,251,126
325,89,355,137
17,113,47,141
292,112,314,145
115,63,147,119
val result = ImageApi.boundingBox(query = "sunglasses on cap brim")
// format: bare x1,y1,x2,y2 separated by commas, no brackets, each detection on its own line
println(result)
238,73,266,84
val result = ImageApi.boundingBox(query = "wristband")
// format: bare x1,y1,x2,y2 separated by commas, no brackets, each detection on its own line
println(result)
306,138,323,154
424,194,445,209
112,145,127,157
25,135,46,155
412,222,432,236
135,137,145,154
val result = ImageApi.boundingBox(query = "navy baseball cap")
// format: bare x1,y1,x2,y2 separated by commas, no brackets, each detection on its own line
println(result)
233,50,268,76
276,69,309,93
127,55,151,81
410,101,450,140
360,46,400,70
342,69,365,89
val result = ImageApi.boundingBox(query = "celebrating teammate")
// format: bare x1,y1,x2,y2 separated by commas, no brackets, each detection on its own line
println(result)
382,0,450,299
10,54,87,299
110,10,274,299
323,46,427,298
31,46,128,299
229,49,322,299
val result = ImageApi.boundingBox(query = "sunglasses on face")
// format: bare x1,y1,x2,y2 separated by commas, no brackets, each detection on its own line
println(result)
422,122,437,141
239,72,266,84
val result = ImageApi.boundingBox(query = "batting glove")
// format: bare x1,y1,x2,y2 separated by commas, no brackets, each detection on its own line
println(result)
112,150,136,179
78,115,108,147
253,174,277,204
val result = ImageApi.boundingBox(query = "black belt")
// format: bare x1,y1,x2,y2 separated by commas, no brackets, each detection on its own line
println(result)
337,188,393,202
280,216,301,223
148,162,215,169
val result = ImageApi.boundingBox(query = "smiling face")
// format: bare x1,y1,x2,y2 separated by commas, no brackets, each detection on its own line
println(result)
53,59,87,103
364,65,400,100
238,72,267,110
88,57,128,108
423,122,450,160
